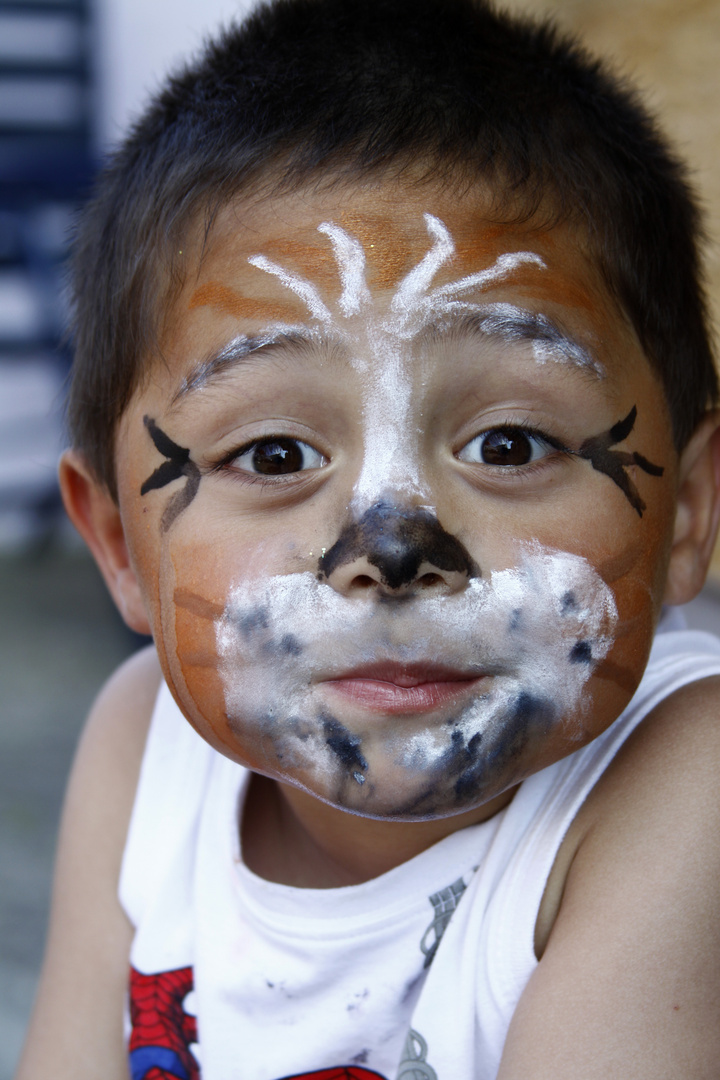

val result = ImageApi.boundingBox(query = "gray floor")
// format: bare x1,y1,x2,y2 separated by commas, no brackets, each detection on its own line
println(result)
0,544,139,1079
2,545,720,1078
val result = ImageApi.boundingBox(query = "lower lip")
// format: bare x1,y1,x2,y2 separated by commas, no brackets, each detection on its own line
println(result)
323,676,484,714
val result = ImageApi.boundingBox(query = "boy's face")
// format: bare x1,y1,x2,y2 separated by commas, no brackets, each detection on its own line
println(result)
115,180,677,819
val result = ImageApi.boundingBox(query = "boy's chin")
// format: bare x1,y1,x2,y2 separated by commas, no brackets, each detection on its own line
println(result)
284,760,520,821
231,706,571,822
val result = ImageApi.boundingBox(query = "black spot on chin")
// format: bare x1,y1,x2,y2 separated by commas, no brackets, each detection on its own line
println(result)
570,640,593,664
453,691,555,803
234,607,269,637
509,691,555,728
279,633,302,656
561,590,578,613
322,714,369,774
286,716,310,741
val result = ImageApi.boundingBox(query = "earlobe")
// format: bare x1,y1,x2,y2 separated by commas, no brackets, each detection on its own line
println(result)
58,450,153,636
664,411,720,606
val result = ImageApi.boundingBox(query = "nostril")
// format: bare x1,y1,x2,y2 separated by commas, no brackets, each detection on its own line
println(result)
353,574,378,590
418,573,443,589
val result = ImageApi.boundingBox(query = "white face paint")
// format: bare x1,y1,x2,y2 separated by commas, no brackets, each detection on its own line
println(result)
248,214,550,510
474,302,604,376
216,544,617,818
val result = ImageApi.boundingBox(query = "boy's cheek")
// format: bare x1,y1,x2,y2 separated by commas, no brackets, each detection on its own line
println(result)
583,507,675,736
162,548,254,760
142,526,310,766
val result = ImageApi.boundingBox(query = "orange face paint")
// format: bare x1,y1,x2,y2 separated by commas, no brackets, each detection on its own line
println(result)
592,657,640,694
174,587,224,620
261,237,340,289
189,282,299,323
339,211,415,290
510,275,599,315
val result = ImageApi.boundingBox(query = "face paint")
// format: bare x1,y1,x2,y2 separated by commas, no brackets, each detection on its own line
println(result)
171,331,320,403
577,405,664,516
213,543,617,818
249,214,546,510
140,417,201,531
474,302,604,377
119,185,678,836
188,283,299,325
319,502,478,589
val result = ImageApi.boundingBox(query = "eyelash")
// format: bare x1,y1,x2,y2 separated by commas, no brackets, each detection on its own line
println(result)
209,436,327,487
456,420,571,472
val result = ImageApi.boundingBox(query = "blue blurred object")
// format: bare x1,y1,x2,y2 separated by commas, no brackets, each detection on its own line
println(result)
0,0,96,548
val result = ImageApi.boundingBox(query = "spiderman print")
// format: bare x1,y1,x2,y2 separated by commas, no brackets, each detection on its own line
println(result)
128,966,387,1080
129,966,200,1080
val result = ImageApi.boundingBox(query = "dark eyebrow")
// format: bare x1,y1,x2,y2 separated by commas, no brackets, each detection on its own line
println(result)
422,304,604,379
170,303,602,408
169,327,321,406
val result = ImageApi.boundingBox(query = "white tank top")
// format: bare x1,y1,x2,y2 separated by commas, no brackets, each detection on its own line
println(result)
120,621,720,1080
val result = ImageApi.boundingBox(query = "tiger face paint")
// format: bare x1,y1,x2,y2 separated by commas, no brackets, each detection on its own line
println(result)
116,180,677,824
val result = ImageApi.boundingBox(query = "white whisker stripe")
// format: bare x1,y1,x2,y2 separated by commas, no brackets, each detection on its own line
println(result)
247,255,335,326
390,214,455,315
318,221,371,316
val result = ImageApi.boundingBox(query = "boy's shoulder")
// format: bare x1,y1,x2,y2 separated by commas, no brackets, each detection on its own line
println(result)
537,669,720,957
70,643,161,807
88,642,162,755
573,668,720,858
507,673,720,1077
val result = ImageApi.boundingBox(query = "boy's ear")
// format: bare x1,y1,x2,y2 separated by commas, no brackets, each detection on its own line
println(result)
664,411,720,606
58,449,152,636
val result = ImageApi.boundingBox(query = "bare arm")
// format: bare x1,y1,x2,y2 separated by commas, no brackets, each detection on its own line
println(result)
498,675,720,1080
14,646,161,1080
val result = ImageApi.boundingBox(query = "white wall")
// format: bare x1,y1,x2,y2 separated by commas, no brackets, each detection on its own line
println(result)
94,0,258,148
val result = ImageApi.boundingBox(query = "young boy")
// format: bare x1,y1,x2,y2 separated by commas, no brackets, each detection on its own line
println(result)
16,0,720,1076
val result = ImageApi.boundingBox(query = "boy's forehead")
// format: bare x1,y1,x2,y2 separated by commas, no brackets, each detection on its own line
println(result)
187,182,609,313
149,178,653,405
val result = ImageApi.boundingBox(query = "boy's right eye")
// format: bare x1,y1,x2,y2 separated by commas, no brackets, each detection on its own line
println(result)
457,425,562,467
229,437,327,476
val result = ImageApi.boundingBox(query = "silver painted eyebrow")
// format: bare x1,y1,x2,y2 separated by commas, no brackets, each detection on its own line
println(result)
423,303,604,378
170,327,321,405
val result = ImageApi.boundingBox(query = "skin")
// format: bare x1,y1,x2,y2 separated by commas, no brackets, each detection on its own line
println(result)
18,177,720,1080
107,181,681,843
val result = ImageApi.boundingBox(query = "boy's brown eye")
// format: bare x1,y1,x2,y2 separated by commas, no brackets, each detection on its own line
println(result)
233,437,326,475
458,426,554,467
481,430,532,465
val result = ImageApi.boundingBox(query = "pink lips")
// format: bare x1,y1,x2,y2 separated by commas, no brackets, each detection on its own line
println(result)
323,662,484,714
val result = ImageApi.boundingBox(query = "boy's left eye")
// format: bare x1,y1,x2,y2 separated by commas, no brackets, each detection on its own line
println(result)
458,426,557,467
231,436,327,475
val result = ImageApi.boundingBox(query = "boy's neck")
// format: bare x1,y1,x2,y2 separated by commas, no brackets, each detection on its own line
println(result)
241,773,517,888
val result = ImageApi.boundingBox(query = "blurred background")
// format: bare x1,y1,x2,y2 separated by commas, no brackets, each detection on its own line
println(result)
1,0,720,1074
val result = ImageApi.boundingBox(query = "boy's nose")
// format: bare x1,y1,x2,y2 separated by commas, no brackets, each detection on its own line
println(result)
319,501,478,597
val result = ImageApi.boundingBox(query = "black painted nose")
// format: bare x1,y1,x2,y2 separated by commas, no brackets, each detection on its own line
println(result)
320,502,478,595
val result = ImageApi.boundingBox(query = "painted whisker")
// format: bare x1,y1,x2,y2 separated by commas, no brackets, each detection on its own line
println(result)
576,405,664,516
317,221,371,315
140,417,201,532
174,589,225,620
246,255,335,326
